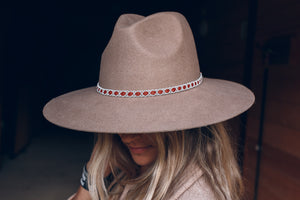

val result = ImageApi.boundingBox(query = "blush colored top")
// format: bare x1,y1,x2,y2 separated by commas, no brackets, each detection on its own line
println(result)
120,164,217,200
169,167,217,200
68,164,216,200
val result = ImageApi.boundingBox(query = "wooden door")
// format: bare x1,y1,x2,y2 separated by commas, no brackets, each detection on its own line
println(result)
243,0,300,199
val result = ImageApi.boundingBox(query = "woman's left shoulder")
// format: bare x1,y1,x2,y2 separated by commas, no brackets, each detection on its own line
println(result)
175,176,217,200
170,165,217,200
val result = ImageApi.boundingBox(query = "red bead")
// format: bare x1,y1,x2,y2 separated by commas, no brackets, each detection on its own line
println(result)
171,88,176,92
104,90,107,94
128,92,133,96
135,92,141,96
108,91,112,95
183,85,186,89
151,91,156,95
100,89,103,93
191,83,194,87
158,90,163,94
197,80,200,84
188,84,190,88
165,89,170,93
178,86,181,90
143,91,149,96
121,92,126,96
114,91,119,95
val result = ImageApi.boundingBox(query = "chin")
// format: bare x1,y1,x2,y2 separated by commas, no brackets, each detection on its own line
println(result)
132,156,154,167
133,159,151,167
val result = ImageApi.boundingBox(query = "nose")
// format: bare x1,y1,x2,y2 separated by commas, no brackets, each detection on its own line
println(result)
118,134,141,143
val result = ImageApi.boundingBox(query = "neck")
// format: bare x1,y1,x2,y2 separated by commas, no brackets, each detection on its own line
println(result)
140,166,147,174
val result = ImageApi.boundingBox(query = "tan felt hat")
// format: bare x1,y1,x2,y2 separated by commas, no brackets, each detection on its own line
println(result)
43,12,255,134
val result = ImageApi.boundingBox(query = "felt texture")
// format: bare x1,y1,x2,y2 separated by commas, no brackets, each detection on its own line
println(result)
43,12,255,134
99,12,199,90
43,78,254,133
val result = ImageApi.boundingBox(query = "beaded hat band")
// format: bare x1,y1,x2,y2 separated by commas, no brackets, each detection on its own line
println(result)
96,73,203,98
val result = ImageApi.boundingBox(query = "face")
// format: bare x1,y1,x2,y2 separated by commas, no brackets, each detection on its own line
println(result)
118,134,158,170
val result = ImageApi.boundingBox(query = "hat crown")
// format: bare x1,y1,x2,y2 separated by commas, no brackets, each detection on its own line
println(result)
99,12,200,90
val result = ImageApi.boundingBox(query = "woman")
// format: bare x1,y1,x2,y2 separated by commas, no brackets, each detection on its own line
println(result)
43,12,254,200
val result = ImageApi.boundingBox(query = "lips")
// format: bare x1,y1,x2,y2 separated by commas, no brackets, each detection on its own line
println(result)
128,146,153,154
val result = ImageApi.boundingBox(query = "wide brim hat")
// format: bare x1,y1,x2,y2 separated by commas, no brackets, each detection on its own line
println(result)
43,12,255,134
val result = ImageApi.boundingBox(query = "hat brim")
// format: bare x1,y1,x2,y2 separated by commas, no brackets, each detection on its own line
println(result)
43,78,254,133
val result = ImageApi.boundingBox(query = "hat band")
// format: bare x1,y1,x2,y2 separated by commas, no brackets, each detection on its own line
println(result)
96,73,203,98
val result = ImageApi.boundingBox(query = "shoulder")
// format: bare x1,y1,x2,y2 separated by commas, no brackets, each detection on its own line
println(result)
175,176,217,200
169,165,217,200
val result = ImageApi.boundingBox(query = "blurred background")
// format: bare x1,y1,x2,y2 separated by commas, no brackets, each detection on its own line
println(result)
0,0,299,199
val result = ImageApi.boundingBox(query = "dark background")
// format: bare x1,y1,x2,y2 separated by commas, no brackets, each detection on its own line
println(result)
1,0,249,154
1,0,234,137
1,0,300,199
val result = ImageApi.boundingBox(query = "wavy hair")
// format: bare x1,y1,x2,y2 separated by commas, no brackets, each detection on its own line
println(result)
88,123,244,200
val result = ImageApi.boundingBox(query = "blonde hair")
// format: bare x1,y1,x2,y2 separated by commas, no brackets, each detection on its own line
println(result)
88,123,244,200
